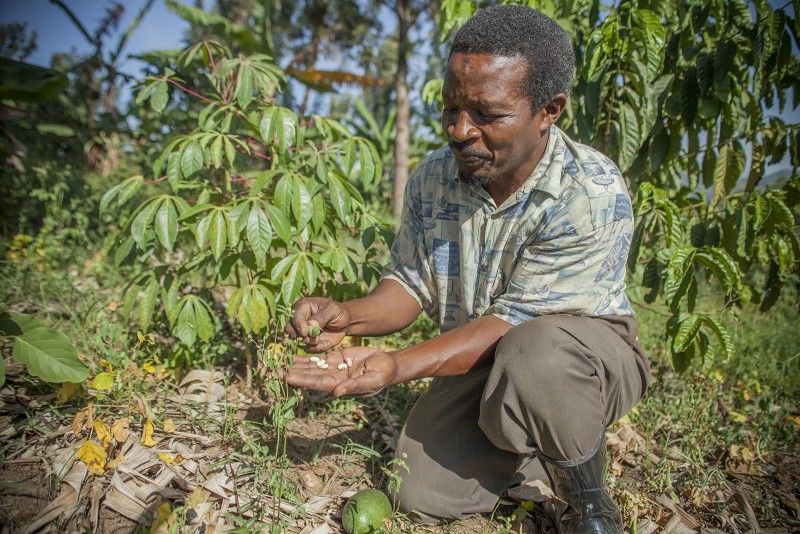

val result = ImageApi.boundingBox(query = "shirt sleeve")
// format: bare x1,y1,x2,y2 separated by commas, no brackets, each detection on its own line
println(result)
486,192,634,325
380,170,439,319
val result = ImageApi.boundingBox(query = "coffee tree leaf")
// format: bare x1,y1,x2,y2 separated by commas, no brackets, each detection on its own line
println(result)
673,313,701,353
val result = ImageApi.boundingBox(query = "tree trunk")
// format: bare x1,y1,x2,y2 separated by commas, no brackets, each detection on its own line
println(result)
393,0,412,219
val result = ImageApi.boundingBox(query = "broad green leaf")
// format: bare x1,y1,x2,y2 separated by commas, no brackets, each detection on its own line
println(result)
154,198,178,252
701,316,735,361
264,203,291,244
291,178,313,227
208,210,228,260
93,372,114,391
151,81,169,113
175,298,197,345
209,135,224,167
131,199,160,250
100,175,144,213
246,286,268,332
673,314,701,353
180,140,204,178
2,312,88,384
281,255,305,306
246,203,272,268
328,173,350,223
618,104,641,172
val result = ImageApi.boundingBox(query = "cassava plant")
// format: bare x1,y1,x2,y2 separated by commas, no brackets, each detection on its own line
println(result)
436,0,799,371
101,40,393,377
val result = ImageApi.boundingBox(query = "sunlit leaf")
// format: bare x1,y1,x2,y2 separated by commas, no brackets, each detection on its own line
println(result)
94,420,112,447
77,440,107,475
111,418,130,443
93,372,114,392
141,419,157,447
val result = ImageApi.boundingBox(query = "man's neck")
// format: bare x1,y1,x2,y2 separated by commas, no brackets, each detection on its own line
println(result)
483,129,551,206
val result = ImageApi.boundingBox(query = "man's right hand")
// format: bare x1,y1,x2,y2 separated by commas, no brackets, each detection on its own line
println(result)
286,297,351,352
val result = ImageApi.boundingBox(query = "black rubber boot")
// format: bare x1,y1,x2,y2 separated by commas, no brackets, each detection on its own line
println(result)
539,435,623,534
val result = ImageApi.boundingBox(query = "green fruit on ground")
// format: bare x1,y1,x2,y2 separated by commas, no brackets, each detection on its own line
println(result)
341,489,392,534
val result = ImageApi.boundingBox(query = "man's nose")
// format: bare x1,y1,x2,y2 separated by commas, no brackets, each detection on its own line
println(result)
445,111,480,143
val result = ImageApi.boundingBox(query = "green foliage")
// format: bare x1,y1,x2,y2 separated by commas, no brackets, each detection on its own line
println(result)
0,311,88,386
438,0,800,372
104,40,392,353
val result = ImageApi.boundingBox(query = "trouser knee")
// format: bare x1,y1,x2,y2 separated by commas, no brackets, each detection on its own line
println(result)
479,316,619,460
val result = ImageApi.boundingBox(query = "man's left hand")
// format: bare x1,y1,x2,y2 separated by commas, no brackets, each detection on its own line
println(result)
284,346,398,397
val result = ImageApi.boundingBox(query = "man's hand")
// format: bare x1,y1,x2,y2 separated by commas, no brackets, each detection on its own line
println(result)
286,297,351,352
284,346,398,397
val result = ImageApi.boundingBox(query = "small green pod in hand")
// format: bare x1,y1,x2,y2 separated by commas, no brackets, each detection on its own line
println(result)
308,325,321,337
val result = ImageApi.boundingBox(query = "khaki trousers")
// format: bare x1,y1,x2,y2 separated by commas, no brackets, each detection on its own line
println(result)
391,315,651,522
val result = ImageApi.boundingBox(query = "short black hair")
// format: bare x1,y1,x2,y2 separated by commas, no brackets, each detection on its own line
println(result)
449,5,575,114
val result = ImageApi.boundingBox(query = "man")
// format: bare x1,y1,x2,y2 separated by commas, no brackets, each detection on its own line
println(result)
284,5,650,533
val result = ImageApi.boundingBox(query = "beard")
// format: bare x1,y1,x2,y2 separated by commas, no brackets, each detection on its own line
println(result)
450,142,496,187
457,169,497,187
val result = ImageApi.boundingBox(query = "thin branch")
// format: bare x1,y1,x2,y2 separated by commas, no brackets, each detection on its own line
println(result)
166,79,215,104
48,0,99,48
110,0,157,63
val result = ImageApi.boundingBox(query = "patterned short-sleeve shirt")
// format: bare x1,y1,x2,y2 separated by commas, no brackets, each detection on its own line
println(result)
381,126,635,333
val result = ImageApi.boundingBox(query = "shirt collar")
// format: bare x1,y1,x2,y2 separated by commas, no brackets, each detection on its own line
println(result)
514,125,564,200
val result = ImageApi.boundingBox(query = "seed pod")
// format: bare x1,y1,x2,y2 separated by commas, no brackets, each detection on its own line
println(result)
308,325,322,337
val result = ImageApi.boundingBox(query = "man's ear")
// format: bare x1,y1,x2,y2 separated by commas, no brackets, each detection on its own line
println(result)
540,93,568,128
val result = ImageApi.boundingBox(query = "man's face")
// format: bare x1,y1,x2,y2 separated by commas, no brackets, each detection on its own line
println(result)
442,53,550,188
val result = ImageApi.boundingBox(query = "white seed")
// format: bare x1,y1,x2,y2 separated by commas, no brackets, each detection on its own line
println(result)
316,359,327,368
337,363,348,370
309,356,320,363
320,363,329,369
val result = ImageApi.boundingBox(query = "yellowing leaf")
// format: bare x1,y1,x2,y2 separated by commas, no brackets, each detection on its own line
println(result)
57,382,81,403
786,415,800,427
106,454,126,470
712,370,724,382
741,447,755,462
158,453,185,464
99,359,113,371
141,419,157,446
142,362,155,374
728,410,747,423
150,501,172,533
94,420,112,447
111,417,130,443
162,418,176,433
77,440,107,475
186,487,210,509
93,372,114,391
72,404,95,436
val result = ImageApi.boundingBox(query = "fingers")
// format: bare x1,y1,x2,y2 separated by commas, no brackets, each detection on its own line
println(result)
286,299,315,339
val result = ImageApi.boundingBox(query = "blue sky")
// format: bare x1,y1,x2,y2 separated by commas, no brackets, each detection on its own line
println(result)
0,0,188,72
1,0,797,178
